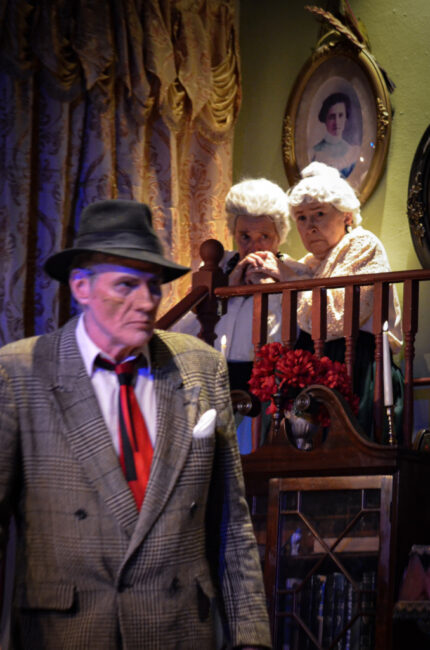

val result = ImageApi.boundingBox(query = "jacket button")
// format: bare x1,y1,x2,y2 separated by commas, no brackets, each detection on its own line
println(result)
74,509,87,520
169,577,181,595
190,501,197,516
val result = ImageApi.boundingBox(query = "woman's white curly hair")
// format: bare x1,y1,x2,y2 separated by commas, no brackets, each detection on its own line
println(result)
225,178,290,244
286,162,362,227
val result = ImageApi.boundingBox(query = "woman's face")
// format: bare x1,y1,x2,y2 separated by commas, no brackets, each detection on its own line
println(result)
234,215,280,259
325,102,347,139
294,201,352,260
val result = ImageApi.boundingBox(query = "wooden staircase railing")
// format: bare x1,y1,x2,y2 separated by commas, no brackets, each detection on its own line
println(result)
156,239,430,449
156,239,228,344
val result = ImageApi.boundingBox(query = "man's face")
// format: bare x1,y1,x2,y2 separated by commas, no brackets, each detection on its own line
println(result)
70,257,162,361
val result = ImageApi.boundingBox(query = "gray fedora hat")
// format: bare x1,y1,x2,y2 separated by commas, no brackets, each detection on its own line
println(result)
44,199,190,284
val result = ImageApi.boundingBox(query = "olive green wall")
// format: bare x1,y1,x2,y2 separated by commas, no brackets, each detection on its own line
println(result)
234,0,430,267
234,0,430,425
234,0,430,383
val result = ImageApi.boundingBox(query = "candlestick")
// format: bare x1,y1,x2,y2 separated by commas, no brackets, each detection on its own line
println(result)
385,405,397,446
382,321,393,407
220,334,227,358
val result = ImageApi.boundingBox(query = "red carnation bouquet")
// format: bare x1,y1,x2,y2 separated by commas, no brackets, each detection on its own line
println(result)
248,342,359,426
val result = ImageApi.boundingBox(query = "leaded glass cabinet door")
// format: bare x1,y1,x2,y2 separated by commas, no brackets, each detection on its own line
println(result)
264,476,393,650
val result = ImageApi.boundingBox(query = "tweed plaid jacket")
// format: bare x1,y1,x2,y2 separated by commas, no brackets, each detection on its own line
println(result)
0,318,271,649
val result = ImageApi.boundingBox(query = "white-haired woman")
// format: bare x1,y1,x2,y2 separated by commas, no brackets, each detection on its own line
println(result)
286,161,403,440
174,177,308,358
172,177,309,452
222,177,307,286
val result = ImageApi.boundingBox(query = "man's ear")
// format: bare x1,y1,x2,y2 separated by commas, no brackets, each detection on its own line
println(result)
69,270,92,306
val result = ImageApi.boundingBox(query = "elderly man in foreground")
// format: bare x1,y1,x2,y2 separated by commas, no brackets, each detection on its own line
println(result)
0,199,271,649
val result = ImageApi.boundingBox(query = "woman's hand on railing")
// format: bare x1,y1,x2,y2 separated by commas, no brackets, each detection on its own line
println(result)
229,251,284,285
230,251,312,285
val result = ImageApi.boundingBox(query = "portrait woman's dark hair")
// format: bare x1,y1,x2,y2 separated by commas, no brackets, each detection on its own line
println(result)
318,92,351,123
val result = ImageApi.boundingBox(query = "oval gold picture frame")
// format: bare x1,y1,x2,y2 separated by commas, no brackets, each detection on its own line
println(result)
282,34,392,204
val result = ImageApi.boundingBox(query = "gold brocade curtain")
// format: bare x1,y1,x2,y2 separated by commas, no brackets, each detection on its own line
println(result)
0,0,239,342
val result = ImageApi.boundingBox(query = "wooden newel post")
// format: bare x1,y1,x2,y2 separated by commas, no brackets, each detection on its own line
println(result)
192,239,228,347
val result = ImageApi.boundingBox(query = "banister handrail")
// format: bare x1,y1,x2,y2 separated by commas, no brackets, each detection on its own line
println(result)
213,268,430,297
157,237,430,450
155,285,208,330
213,269,425,446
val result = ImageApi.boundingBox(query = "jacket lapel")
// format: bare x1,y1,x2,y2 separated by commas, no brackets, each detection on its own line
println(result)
125,333,200,559
50,319,138,536
49,323,199,552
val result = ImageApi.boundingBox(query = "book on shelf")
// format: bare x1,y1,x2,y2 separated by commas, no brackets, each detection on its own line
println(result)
358,571,376,650
345,581,360,650
299,573,326,649
281,577,301,650
297,576,313,650
280,570,377,650
322,572,347,650
312,574,326,647
344,570,377,650
332,572,348,649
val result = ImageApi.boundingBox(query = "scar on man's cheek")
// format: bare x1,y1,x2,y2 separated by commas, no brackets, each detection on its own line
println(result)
101,296,126,305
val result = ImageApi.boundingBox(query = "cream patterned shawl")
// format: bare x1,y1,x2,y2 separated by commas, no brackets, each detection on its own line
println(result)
296,227,403,351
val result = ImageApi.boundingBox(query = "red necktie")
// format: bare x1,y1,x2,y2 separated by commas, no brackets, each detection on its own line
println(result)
97,356,153,509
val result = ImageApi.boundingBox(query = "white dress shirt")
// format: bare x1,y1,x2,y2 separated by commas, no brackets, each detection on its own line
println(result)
75,314,157,454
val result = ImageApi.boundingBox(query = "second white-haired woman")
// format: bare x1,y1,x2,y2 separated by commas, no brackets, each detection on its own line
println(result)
285,161,403,441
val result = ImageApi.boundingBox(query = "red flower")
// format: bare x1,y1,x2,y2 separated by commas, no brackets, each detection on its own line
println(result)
249,344,358,425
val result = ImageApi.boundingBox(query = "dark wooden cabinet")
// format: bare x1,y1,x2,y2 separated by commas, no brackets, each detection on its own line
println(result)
265,476,387,649
242,386,430,650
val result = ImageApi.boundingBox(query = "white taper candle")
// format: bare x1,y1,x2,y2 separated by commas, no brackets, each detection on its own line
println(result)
220,334,227,358
382,321,393,407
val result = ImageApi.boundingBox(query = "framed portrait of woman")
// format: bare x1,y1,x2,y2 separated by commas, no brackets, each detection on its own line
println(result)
282,35,392,204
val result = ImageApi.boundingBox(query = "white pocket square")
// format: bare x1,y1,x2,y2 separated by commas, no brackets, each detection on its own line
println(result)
192,409,217,438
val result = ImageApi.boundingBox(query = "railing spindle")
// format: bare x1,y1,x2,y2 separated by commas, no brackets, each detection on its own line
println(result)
311,287,327,358
252,292,269,354
251,293,269,450
402,279,419,446
343,285,360,386
281,289,298,349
